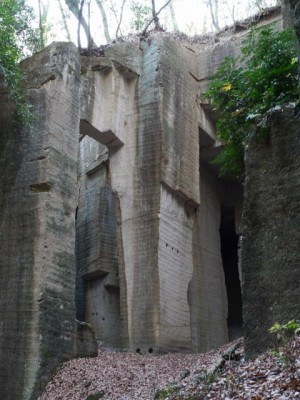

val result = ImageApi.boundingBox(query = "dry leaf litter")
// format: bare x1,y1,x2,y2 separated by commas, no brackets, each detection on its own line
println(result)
39,336,300,400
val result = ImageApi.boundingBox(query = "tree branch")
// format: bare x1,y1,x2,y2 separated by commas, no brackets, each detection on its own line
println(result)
77,0,85,50
95,0,112,43
116,0,127,38
207,0,220,32
58,0,71,41
142,0,172,35
87,0,91,52
65,0,96,47
169,0,179,33
38,0,44,48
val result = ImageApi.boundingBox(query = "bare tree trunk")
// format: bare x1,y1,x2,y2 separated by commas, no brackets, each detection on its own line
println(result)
207,0,220,32
58,0,71,41
169,0,179,32
87,0,91,51
151,0,160,29
77,0,85,49
223,0,236,25
65,0,96,47
116,0,127,38
38,0,45,48
95,0,112,43
142,0,172,34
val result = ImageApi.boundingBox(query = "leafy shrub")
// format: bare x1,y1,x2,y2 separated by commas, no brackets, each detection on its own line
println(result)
205,25,298,179
269,320,300,368
154,384,180,399
86,391,105,400
0,0,36,124
269,320,300,339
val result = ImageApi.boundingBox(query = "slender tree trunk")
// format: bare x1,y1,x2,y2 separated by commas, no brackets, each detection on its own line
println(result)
169,0,179,32
65,0,96,47
87,0,91,51
224,0,236,25
58,0,71,41
77,0,85,49
95,0,112,43
38,0,44,48
151,0,160,29
207,0,220,31
116,0,127,38
142,0,172,34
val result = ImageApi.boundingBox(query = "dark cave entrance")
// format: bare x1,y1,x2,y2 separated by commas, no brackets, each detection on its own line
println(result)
219,204,243,340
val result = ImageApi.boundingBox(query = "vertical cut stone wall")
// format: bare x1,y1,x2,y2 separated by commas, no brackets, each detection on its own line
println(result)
1,12,297,396
0,42,80,399
242,109,300,357
77,35,241,354
190,167,229,352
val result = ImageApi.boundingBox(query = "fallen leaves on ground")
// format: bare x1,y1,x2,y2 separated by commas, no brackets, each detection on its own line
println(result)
39,336,300,400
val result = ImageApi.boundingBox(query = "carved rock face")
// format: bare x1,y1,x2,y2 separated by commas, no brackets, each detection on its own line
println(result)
293,1,300,37
242,109,300,358
0,42,81,400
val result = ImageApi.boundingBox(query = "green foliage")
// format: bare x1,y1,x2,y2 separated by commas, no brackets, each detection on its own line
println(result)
194,370,220,389
205,25,298,179
38,1,55,51
130,0,152,31
86,391,105,400
0,0,36,124
269,320,300,338
154,384,180,399
269,320,300,368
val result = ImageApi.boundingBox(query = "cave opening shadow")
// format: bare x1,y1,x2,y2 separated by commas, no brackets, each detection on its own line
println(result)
220,204,243,341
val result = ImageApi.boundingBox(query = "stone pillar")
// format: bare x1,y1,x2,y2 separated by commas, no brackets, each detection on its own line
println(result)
0,42,80,399
77,36,236,354
242,109,300,357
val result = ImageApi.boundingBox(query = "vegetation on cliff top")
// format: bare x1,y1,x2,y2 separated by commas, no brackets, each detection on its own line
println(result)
206,25,299,179
0,0,36,123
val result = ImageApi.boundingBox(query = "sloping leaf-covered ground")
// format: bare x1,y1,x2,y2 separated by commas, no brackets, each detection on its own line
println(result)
39,336,300,400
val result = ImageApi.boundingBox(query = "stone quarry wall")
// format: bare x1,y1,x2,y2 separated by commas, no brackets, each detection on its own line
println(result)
76,33,246,355
1,9,295,398
240,0,300,358
0,42,80,399
242,110,300,357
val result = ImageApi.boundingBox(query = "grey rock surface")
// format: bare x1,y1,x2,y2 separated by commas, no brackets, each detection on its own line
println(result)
242,109,300,357
76,33,245,355
0,42,80,400
0,9,293,398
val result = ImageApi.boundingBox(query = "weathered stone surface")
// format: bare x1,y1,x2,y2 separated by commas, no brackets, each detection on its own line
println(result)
190,168,229,352
158,185,194,351
76,136,121,347
1,12,292,398
77,48,140,350
78,37,201,353
80,43,141,149
75,320,98,358
159,38,200,205
242,109,300,357
76,34,245,355
0,42,80,399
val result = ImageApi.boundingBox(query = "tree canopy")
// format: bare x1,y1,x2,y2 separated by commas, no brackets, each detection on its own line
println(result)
0,0,36,123
24,0,281,48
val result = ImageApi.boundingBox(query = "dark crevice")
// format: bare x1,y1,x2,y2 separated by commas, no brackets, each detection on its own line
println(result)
219,205,243,341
